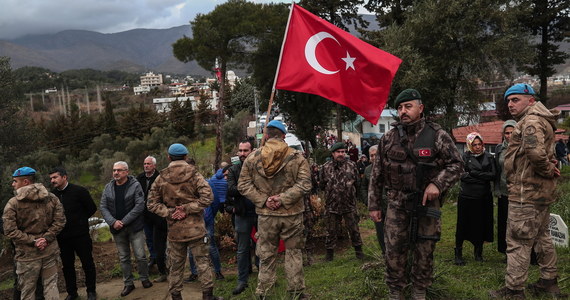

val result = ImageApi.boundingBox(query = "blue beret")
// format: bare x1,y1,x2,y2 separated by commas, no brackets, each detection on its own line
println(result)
267,120,287,134
13,167,36,177
504,83,535,100
168,143,188,156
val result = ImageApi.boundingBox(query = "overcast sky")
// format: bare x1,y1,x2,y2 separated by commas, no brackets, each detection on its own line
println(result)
0,0,295,40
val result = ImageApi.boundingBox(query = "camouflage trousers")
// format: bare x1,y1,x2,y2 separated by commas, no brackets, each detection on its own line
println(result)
16,254,59,300
325,211,362,250
505,202,558,290
384,196,441,292
167,238,214,294
303,210,317,251
256,214,305,296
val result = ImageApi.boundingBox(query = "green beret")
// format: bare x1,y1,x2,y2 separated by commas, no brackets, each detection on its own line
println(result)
330,142,347,153
394,89,421,107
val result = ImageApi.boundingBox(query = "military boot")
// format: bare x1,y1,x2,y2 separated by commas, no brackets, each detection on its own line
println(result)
171,292,183,300
411,287,426,300
454,247,465,266
202,288,223,300
354,245,364,260
474,244,483,262
387,289,403,300
489,287,525,299
325,249,334,261
527,278,568,298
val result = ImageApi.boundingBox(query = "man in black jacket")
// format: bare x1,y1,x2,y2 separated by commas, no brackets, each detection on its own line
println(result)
136,156,167,282
226,139,258,295
49,167,97,300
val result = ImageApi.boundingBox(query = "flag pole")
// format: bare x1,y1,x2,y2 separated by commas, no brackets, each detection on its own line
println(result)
261,1,295,146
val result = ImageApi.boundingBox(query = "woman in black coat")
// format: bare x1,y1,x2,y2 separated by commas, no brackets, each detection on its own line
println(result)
454,132,496,265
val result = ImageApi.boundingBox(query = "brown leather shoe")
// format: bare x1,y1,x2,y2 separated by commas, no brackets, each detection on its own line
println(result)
120,285,135,297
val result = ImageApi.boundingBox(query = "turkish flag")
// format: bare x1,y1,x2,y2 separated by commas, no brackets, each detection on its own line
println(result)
275,4,402,124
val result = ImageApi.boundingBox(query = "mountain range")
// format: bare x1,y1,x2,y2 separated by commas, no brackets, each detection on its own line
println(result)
0,19,568,76
0,25,209,75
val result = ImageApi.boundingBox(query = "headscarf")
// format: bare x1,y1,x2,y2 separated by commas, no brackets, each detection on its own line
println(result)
466,132,484,155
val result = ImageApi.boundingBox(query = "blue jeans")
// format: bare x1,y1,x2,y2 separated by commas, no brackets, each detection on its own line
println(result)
235,215,257,284
113,229,149,285
189,222,221,274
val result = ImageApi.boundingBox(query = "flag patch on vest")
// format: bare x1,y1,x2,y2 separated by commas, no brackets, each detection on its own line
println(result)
418,149,431,157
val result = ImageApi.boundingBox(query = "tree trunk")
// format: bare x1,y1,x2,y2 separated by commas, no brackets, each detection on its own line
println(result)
539,23,549,103
215,60,226,172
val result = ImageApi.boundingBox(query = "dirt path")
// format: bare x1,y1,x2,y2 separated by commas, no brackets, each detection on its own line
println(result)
60,280,203,300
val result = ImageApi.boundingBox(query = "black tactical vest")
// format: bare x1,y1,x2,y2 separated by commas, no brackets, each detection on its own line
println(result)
384,122,439,191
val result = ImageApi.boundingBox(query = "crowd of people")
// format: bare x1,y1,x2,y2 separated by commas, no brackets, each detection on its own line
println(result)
1,83,567,300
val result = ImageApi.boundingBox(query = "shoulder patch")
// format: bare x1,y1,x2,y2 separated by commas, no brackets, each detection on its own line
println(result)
524,125,537,135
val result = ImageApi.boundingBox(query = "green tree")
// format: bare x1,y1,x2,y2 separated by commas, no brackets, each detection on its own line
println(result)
119,103,164,139
518,0,570,103
102,97,118,135
365,0,531,131
0,57,37,161
169,99,196,138
172,0,263,169
230,79,256,114
364,0,415,26
299,0,368,30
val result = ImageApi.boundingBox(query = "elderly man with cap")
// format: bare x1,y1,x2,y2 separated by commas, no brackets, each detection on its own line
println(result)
147,143,222,300
490,84,566,299
368,89,463,300
238,120,312,299
100,161,152,297
320,142,363,261
3,167,66,300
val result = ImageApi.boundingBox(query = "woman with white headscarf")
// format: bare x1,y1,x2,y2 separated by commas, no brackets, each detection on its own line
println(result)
454,132,496,266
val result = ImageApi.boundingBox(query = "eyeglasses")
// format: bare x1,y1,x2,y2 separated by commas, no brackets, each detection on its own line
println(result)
113,169,127,172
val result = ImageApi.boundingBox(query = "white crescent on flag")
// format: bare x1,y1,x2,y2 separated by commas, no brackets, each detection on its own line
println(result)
304,31,357,75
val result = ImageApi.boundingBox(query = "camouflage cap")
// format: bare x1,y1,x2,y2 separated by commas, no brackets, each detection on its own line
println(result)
394,89,421,108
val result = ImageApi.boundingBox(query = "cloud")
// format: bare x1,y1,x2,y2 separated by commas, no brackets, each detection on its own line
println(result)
0,0,297,40
0,0,218,39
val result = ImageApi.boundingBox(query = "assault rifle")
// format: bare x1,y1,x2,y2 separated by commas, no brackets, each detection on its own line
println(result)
407,161,441,245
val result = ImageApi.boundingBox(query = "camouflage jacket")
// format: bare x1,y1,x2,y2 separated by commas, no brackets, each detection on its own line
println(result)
2,183,66,261
147,160,213,242
368,118,463,211
238,138,311,216
320,159,359,213
504,102,560,205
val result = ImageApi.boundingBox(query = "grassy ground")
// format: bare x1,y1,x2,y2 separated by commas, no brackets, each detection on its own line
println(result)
213,170,570,300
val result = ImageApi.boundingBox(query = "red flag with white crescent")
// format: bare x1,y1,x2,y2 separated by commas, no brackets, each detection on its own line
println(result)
275,4,402,124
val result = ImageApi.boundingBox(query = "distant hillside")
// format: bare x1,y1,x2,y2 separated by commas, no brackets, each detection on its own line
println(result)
1,16,567,76
0,25,209,75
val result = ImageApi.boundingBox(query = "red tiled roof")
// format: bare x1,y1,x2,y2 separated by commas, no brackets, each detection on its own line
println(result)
453,121,505,144
453,121,568,145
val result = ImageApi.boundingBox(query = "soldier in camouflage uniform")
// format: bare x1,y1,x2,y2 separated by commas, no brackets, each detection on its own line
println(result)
3,167,66,300
362,145,386,254
320,142,363,261
368,89,462,300
238,120,311,299
490,84,566,299
147,143,222,300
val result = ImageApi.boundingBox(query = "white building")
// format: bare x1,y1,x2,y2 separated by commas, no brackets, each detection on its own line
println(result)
152,96,218,113
140,72,163,87
361,108,398,138
133,85,151,95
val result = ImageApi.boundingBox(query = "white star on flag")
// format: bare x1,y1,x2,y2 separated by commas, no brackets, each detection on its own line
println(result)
342,51,356,70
